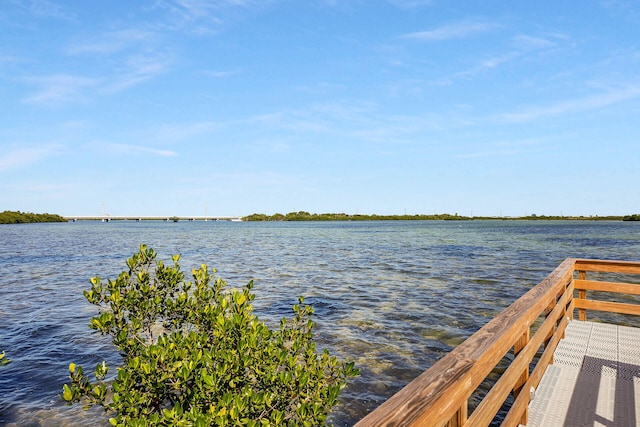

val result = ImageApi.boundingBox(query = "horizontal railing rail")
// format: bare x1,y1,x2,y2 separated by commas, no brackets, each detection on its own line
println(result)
355,258,640,427
574,259,640,320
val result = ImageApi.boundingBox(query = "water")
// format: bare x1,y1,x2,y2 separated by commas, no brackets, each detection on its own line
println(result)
1,220,639,426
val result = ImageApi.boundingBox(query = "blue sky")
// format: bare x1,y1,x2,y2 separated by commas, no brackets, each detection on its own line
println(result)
1,1,639,217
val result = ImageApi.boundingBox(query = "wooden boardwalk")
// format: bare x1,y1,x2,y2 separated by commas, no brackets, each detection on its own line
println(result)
525,320,640,427
355,259,640,427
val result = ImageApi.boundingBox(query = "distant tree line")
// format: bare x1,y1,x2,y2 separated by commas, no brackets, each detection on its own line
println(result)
243,211,628,222
245,211,475,221
0,210,67,224
623,214,640,221
506,214,624,221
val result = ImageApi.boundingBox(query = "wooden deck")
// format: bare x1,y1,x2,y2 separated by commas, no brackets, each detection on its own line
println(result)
525,320,640,426
355,259,640,427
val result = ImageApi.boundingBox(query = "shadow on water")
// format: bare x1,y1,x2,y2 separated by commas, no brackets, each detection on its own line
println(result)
263,295,352,320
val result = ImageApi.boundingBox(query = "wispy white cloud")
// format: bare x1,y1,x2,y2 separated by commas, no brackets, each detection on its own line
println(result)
150,0,275,34
387,0,434,9
512,34,555,50
22,51,172,104
478,53,516,70
247,101,449,146
0,53,23,67
423,32,563,86
428,52,519,86
402,20,500,41
249,102,381,137
22,74,101,106
454,138,544,159
67,29,159,56
101,143,178,157
106,53,173,93
0,147,55,172
147,121,219,142
497,85,640,123
599,0,640,24
14,182,75,194
64,24,172,94
215,0,278,6
455,148,524,159
152,0,248,33
160,0,222,20
203,69,242,78
9,0,75,20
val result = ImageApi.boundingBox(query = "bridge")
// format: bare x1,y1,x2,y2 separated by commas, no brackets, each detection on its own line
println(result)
65,216,244,222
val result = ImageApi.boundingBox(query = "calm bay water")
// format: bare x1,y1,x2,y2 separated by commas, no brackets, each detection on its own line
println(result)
1,220,639,426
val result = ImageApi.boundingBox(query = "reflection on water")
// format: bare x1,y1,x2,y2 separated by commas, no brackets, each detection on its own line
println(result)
1,220,639,426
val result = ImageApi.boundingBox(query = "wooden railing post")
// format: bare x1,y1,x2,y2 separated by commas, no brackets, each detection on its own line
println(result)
513,328,530,425
544,301,556,362
445,404,467,427
577,270,587,320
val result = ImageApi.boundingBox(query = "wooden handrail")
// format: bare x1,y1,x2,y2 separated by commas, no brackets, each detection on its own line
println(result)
574,258,640,320
574,259,640,274
355,258,640,427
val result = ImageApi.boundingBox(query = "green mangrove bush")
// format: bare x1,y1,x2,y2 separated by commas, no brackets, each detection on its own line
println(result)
63,245,358,426
0,210,67,224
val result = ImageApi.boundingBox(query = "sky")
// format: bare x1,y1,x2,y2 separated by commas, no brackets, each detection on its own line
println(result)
1,1,639,217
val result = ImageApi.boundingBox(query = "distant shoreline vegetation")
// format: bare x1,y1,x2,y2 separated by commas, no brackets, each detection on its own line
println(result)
0,211,67,224
2,210,638,224
243,211,636,222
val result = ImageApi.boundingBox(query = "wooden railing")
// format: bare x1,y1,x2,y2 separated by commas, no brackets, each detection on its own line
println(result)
574,259,640,320
355,258,640,427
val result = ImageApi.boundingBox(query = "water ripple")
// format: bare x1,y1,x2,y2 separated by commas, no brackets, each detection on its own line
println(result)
1,220,640,426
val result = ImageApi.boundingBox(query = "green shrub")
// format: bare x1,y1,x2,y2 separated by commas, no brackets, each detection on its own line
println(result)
0,210,67,224
63,245,357,426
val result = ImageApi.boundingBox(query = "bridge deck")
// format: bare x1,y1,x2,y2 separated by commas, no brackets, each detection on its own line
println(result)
525,320,640,426
65,216,243,221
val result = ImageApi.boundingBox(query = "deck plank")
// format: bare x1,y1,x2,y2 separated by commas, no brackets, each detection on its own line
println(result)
525,320,640,427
